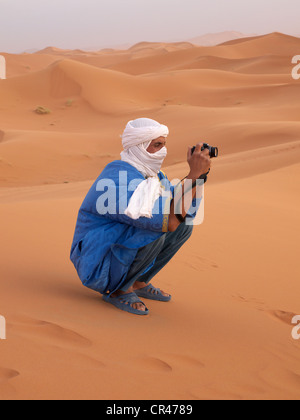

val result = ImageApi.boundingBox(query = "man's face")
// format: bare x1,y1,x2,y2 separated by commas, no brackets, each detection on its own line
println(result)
146,137,167,154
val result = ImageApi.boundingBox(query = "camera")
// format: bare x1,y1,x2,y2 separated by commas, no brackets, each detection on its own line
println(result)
190,143,218,181
191,143,219,159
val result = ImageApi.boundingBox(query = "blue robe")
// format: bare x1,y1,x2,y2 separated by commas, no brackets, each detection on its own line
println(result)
70,160,199,295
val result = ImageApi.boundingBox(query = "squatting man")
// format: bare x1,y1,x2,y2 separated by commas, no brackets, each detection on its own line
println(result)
70,118,212,315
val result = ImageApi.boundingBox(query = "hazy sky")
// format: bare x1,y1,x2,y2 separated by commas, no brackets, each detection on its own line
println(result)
0,0,299,53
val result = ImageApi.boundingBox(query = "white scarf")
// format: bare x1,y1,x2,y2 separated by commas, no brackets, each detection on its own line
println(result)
120,119,169,220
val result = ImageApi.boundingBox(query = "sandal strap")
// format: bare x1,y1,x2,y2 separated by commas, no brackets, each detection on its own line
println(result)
135,283,171,302
115,292,147,307
146,284,161,294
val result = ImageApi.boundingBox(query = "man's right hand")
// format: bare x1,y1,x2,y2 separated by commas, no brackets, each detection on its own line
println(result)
168,143,211,232
187,143,211,180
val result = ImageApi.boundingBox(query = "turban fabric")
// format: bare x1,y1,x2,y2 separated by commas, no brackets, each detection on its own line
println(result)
122,119,169,150
120,118,169,220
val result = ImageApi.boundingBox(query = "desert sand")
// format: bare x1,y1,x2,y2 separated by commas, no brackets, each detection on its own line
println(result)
0,32,300,400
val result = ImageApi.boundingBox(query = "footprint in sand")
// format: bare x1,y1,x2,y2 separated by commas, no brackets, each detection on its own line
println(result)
232,294,267,312
180,254,219,272
8,315,92,349
0,367,20,397
136,356,173,373
233,294,265,306
0,367,20,383
135,354,205,373
233,295,299,329
267,310,298,326
165,354,205,369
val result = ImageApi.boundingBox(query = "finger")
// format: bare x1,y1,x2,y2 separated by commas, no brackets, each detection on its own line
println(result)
187,146,192,160
194,143,203,153
201,148,210,156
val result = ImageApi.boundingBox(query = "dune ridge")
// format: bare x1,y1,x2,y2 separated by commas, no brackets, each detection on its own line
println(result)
0,41,299,187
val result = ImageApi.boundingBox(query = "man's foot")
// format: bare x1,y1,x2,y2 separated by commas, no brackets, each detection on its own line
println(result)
133,281,171,299
111,288,147,312
103,292,149,315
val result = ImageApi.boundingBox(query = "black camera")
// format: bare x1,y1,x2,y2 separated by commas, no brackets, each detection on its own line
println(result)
191,143,219,159
190,143,218,181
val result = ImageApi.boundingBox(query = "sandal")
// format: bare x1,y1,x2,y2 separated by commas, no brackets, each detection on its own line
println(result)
135,284,172,302
102,292,149,316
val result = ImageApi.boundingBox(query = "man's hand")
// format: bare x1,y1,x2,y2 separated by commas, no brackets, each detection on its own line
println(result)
168,143,211,232
187,143,211,181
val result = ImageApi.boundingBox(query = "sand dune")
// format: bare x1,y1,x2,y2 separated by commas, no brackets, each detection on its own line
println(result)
0,52,60,78
4,33,299,78
109,33,300,75
144,54,295,75
0,50,298,186
188,31,257,46
0,32,300,400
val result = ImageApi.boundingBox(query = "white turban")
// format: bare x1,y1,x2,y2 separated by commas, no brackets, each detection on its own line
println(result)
121,118,169,178
120,118,170,220
122,118,169,151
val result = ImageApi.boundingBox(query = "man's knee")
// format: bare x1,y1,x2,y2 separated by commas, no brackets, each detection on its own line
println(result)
183,222,193,237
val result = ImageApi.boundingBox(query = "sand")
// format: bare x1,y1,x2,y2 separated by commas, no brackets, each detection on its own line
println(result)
0,32,300,400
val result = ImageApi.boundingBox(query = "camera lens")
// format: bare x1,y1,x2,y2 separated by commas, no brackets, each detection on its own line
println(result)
211,147,218,158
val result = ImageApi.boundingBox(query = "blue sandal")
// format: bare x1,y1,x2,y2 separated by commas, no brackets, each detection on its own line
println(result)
135,284,172,302
102,292,149,316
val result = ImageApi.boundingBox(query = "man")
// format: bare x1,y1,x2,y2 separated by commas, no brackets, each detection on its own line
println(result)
70,118,211,315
